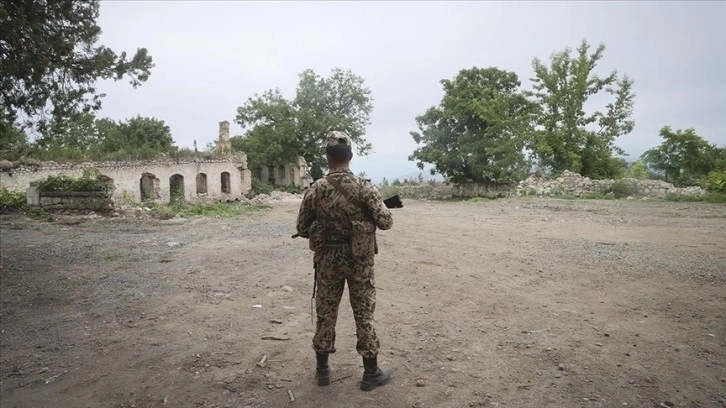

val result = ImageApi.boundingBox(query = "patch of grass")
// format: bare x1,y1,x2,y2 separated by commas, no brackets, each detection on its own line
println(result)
25,207,54,222
664,192,726,203
579,191,614,200
150,202,271,218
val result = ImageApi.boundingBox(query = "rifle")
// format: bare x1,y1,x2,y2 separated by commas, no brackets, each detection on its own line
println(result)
291,195,403,238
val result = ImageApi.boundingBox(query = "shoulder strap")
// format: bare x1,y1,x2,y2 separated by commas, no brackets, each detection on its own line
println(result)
326,174,368,214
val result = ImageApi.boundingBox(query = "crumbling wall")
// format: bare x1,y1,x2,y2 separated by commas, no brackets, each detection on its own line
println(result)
257,157,312,188
393,182,512,199
387,171,706,200
0,155,252,205
516,170,706,198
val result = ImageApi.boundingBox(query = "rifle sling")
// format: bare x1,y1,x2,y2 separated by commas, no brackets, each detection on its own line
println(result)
325,174,368,215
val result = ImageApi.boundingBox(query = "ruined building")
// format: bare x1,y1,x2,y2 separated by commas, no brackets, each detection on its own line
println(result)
0,121,314,206
0,121,253,205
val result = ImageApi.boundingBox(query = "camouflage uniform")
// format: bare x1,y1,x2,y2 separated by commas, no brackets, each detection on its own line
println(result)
296,135,393,359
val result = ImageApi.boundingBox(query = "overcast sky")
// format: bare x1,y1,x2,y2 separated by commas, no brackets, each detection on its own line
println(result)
95,1,726,182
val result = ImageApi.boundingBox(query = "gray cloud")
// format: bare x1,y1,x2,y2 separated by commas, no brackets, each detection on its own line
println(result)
95,1,725,181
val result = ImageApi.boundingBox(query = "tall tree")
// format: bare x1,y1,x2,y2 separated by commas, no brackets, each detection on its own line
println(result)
234,68,373,179
0,0,154,135
641,126,716,186
35,112,98,151
529,40,635,178
409,67,535,184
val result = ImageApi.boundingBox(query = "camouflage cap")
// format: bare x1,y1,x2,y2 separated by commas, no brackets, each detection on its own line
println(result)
326,131,352,147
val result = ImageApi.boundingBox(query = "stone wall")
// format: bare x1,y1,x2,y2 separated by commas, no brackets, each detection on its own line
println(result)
393,182,513,200
0,155,252,205
34,191,114,212
516,170,706,198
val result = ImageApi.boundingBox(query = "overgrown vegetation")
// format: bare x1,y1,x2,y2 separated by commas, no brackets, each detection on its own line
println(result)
0,188,56,220
0,187,26,211
150,201,271,218
37,168,114,194
702,170,726,193
249,179,275,196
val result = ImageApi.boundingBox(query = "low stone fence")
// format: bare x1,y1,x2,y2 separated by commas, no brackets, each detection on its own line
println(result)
27,187,114,212
392,182,513,200
515,170,706,199
384,171,706,201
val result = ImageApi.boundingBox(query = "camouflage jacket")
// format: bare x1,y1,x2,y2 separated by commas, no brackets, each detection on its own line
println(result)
296,169,393,244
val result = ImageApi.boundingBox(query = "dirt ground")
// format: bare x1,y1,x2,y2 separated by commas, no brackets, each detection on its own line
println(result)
1,198,725,408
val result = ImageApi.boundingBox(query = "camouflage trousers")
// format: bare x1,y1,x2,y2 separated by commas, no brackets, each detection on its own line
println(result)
312,249,379,358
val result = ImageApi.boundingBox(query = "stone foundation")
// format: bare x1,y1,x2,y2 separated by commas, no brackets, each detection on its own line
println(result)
34,191,114,212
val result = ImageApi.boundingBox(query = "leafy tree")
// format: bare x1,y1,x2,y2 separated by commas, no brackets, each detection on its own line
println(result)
624,159,649,180
24,114,175,161
34,112,99,150
0,124,30,160
112,116,174,153
641,126,717,186
0,0,154,135
528,40,635,179
234,68,373,179
409,67,535,184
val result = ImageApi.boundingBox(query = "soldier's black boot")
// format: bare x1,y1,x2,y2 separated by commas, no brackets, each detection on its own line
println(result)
315,352,331,386
360,355,391,391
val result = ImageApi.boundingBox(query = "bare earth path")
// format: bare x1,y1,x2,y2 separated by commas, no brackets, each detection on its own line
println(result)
1,198,725,408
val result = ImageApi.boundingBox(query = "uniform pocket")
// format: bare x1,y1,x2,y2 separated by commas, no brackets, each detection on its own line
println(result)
350,220,376,258
308,220,324,252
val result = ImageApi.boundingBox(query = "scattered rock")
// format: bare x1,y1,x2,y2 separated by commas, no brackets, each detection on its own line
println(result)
280,286,293,292
416,379,426,387
558,363,565,371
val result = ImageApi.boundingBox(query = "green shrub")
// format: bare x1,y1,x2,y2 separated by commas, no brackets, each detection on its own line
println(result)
37,168,114,194
624,160,649,180
702,170,726,193
600,180,640,198
250,178,274,196
0,187,26,211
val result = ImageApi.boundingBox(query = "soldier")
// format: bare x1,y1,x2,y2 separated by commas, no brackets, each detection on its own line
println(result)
296,130,393,391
